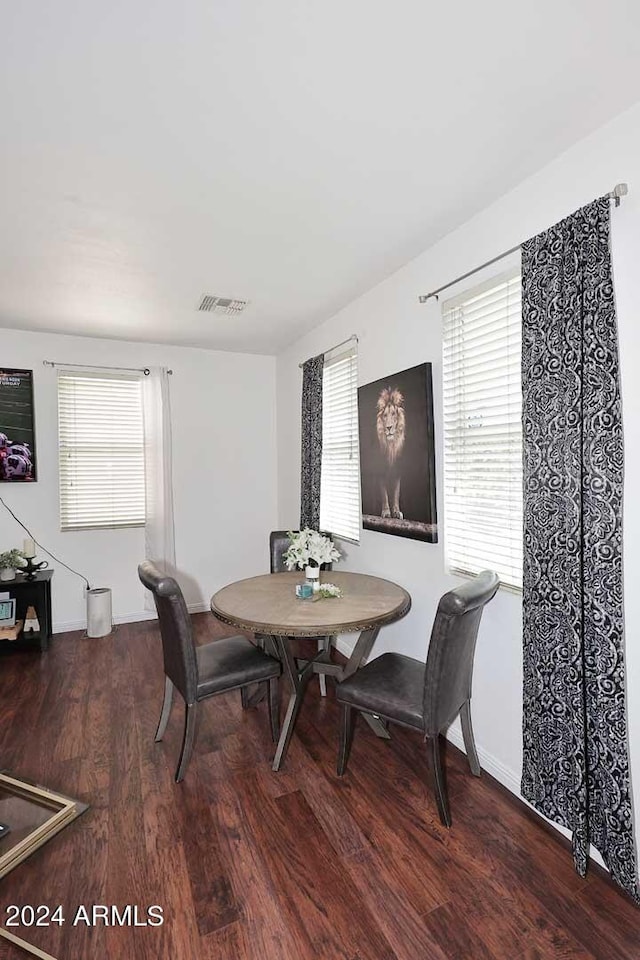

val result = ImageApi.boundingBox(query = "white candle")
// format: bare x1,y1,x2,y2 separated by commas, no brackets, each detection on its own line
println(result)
23,538,36,559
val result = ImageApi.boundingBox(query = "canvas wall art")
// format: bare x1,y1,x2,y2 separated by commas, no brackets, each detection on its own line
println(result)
358,362,437,542
0,369,37,482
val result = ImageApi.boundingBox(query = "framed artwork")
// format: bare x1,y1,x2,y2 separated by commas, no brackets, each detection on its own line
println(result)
358,362,437,542
0,368,36,482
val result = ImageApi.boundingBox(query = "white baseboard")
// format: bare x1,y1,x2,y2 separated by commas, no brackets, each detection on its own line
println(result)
186,601,212,615
334,635,353,659
447,725,522,796
53,600,211,635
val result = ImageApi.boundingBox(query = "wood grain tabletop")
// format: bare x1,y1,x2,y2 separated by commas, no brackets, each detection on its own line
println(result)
211,570,411,637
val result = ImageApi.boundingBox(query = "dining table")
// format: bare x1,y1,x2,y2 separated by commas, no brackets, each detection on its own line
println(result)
210,570,411,770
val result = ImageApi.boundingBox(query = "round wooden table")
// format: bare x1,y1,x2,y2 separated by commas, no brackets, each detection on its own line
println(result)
211,570,411,770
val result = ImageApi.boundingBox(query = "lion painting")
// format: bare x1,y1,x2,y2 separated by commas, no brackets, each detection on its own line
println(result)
359,363,437,542
376,386,406,519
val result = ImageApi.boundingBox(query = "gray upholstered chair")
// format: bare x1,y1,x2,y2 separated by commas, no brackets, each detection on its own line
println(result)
336,570,499,826
269,530,333,696
138,560,282,782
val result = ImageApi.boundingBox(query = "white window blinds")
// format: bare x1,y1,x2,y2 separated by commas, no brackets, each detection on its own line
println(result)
442,270,522,589
58,373,145,531
320,344,360,542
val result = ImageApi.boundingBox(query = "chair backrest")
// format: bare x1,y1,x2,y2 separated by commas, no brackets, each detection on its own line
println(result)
423,571,499,736
269,530,334,574
270,530,293,574
138,560,197,702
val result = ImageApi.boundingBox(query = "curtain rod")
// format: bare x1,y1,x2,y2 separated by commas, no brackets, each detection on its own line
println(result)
43,361,173,375
418,182,629,304
298,334,358,368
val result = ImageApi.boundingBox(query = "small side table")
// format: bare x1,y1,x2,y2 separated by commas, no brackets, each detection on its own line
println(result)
0,569,53,653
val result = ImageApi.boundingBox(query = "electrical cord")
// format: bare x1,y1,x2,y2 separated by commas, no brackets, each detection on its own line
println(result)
0,495,91,591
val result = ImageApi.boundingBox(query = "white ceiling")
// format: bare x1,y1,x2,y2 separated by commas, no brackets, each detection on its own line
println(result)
2,1,640,355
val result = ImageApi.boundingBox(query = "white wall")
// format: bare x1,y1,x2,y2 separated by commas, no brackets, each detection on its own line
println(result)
276,100,640,855
0,328,278,630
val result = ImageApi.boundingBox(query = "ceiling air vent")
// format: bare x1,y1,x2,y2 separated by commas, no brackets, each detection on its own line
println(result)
197,295,248,316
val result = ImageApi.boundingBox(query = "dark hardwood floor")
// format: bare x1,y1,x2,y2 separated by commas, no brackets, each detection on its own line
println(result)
0,614,638,959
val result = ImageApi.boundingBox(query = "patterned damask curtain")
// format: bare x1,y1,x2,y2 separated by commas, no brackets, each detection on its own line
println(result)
300,354,324,530
521,197,638,900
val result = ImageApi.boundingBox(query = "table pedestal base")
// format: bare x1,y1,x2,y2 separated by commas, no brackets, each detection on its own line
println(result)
270,626,383,771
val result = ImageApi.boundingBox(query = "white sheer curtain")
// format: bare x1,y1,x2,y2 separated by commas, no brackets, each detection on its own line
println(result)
142,367,176,610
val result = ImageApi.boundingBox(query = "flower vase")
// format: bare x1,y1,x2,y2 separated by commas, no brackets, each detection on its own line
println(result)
305,564,320,593
0,568,15,581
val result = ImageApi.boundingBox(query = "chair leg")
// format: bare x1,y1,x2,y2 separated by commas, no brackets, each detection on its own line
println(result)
175,701,198,783
428,734,451,827
267,677,280,742
240,686,249,709
337,704,356,776
460,699,481,777
318,636,331,697
154,676,174,742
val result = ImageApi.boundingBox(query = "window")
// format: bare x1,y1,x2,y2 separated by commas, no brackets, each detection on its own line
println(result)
442,270,522,589
320,343,360,542
58,373,145,531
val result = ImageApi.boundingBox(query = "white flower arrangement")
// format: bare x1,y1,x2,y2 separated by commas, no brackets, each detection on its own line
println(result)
317,583,342,599
284,528,341,570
